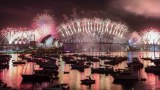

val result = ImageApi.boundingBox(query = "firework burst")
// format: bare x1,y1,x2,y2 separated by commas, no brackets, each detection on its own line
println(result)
142,28,160,44
0,14,57,44
1,27,34,44
32,14,57,42
58,18,128,38
32,14,54,28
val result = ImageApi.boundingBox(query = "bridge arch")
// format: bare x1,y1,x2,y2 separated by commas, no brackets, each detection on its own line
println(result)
57,18,129,52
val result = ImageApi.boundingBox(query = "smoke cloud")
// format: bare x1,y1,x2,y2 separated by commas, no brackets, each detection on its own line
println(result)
111,0,160,18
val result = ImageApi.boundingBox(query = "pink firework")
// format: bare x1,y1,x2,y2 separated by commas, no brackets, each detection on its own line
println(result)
32,13,57,42
32,14,54,28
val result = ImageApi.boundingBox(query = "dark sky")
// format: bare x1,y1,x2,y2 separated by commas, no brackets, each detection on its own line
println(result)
0,0,160,32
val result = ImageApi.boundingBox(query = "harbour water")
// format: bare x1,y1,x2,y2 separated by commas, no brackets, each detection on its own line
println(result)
0,52,160,90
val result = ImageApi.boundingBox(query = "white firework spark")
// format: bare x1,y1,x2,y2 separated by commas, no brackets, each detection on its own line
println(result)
58,18,128,38
142,28,160,44
1,27,34,44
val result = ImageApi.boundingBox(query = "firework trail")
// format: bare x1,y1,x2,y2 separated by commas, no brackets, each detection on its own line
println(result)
58,18,128,38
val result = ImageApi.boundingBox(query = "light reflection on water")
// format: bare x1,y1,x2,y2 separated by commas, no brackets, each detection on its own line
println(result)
0,52,160,90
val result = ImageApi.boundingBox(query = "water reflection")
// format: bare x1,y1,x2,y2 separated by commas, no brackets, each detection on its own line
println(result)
0,52,160,90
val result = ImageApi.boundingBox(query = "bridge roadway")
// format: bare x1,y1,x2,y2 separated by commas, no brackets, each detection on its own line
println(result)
0,44,30,47
63,42,128,44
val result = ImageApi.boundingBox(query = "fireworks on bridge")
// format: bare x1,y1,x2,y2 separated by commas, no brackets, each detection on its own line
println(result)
142,28,160,44
58,18,128,38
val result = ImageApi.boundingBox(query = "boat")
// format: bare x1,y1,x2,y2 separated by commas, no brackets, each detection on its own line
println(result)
71,64,89,69
141,57,152,61
0,80,15,90
65,60,77,64
104,60,120,65
91,67,113,74
0,54,10,69
86,61,93,65
81,76,95,85
113,76,139,85
39,61,59,70
35,69,59,76
71,60,89,71
12,60,26,64
0,56,10,64
112,69,139,85
63,71,69,74
113,74,139,82
43,83,69,90
21,56,57,82
81,79,95,85
151,59,160,66
128,58,143,69
0,64,9,69
21,74,52,82
145,66,160,74
0,54,12,59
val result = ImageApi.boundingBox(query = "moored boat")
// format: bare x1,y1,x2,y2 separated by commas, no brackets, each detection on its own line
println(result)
21,74,52,82
81,79,95,85
43,83,69,90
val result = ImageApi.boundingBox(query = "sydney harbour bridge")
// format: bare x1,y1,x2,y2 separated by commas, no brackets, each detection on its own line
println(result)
0,15,159,53
56,18,128,52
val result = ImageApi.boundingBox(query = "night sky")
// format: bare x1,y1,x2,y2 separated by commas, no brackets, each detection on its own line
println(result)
0,0,160,32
